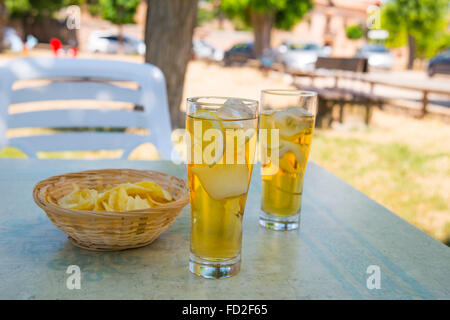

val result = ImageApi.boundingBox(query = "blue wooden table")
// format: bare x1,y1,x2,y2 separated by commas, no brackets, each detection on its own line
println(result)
0,159,449,299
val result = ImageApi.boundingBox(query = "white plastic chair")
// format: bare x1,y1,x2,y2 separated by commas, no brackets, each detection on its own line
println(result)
0,58,172,159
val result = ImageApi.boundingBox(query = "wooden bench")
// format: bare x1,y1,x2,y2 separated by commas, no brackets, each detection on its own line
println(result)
292,57,386,128
316,57,368,73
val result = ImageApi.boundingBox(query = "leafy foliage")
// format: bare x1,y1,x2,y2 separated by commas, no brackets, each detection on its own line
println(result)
99,0,140,25
346,24,364,40
197,6,219,27
435,33,450,54
221,0,313,31
381,0,450,58
4,0,81,18
86,0,102,16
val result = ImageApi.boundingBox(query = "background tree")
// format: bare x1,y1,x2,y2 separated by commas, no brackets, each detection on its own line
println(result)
381,0,449,69
0,1,7,52
145,0,198,129
4,0,79,18
345,24,364,40
99,0,140,52
221,0,313,57
85,0,102,16
4,0,81,44
197,0,220,27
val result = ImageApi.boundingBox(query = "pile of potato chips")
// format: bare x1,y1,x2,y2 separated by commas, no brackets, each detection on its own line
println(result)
56,181,173,211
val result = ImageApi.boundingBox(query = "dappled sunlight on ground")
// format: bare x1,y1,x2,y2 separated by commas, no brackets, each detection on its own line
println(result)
181,61,295,110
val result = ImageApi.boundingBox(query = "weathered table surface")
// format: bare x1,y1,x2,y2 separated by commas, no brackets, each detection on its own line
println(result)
0,159,449,300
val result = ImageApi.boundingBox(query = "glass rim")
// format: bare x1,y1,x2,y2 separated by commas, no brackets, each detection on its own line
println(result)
261,89,317,97
187,96,259,108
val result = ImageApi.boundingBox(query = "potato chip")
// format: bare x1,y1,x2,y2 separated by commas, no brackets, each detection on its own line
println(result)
57,184,98,211
125,195,151,211
56,180,173,212
135,181,173,202
145,195,166,207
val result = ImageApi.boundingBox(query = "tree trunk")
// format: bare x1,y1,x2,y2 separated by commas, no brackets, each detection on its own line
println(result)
145,0,198,129
117,24,124,54
407,34,416,70
213,0,224,29
218,11,225,29
0,2,6,52
250,10,274,58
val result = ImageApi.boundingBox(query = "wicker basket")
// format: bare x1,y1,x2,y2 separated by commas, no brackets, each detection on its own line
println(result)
33,169,189,252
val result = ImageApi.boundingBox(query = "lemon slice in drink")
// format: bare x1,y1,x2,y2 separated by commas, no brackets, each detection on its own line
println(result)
274,107,313,140
190,110,225,165
279,139,305,165
191,164,249,200
191,110,224,131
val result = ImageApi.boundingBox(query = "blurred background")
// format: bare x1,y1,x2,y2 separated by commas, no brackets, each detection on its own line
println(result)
0,0,449,245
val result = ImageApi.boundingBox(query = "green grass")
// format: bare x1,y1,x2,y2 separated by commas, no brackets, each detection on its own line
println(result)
310,131,450,245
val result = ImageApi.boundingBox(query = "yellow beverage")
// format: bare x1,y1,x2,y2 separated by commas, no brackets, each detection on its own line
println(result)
186,111,257,261
260,107,314,217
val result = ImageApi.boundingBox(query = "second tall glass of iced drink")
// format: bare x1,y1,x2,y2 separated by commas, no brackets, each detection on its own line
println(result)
259,90,317,231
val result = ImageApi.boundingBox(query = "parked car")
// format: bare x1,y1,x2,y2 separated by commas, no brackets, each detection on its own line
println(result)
223,42,254,66
88,31,145,55
192,40,224,62
428,49,450,77
275,41,327,72
355,44,393,70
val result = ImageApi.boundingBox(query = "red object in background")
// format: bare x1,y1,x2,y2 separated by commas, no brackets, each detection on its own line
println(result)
49,38,62,56
67,47,78,57
49,38,77,58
